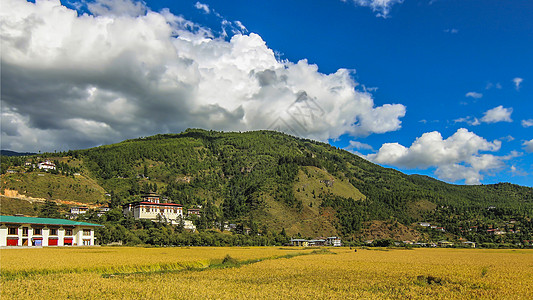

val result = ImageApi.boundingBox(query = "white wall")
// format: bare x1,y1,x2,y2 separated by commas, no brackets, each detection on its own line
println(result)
0,226,7,247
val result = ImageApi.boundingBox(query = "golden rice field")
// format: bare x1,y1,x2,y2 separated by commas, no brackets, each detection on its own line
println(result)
1,247,532,299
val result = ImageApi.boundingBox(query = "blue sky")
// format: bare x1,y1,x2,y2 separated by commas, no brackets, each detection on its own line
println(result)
1,0,532,186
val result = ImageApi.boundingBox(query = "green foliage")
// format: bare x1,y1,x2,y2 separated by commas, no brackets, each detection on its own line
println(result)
39,200,61,219
3,129,532,244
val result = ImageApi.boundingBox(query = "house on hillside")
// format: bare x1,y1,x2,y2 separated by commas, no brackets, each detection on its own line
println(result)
122,193,184,225
0,215,102,247
70,206,89,215
187,208,201,217
38,160,56,171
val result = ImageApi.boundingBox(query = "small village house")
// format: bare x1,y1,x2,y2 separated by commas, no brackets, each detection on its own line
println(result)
187,208,201,217
0,215,102,247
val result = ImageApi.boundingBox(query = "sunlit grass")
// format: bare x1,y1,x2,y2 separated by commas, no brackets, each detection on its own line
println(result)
1,247,532,299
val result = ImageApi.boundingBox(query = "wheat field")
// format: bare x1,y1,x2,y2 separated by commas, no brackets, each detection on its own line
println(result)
1,247,532,299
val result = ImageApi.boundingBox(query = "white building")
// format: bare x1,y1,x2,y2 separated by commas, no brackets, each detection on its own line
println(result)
38,160,56,171
326,236,342,247
0,215,102,247
122,193,184,225
70,206,89,215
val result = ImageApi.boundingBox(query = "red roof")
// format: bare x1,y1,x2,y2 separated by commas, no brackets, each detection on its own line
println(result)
137,202,183,207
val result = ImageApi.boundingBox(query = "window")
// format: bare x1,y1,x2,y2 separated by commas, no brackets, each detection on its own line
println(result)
8,227,17,235
22,227,29,236
34,228,42,235
83,229,91,236
66,229,72,236
50,229,58,236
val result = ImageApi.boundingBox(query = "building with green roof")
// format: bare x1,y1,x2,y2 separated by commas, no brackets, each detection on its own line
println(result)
0,215,103,247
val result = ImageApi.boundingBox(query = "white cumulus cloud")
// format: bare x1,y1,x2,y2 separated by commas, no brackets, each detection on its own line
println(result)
481,106,513,123
87,0,146,17
345,0,404,18
194,2,210,14
347,140,374,150
513,77,523,90
365,128,508,184
465,92,482,99
0,0,406,152
524,139,533,153
522,119,533,128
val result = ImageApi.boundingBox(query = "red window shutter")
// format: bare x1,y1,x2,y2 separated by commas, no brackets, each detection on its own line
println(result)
7,238,18,246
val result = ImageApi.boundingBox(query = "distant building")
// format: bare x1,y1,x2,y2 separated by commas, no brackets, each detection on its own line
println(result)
308,239,326,246
187,208,201,217
418,222,431,227
290,239,309,247
326,236,342,247
462,241,476,248
122,193,183,225
70,206,89,215
0,215,102,247
97,207,110,217
437,240,453,247
38,160,56,171
183,220,196,232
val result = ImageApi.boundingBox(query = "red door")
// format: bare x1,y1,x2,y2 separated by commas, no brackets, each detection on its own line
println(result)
7,238,18,246
64,238,73,245
48,238,58,246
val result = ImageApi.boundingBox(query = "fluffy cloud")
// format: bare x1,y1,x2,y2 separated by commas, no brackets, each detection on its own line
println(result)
0,0,406,152
465,92,482,99
513,77,523,90
347,140,373,150
522,119,533,128
481,106,513,123
454,117,480,126
87,0,146,17
345,0,404,17
366,128,507,184
524,139,533,153
194,2,210,14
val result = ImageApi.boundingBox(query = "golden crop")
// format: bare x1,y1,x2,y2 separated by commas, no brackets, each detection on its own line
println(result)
1,247,532,299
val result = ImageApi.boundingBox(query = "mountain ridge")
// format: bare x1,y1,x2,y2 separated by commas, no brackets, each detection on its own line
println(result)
1,129,532,243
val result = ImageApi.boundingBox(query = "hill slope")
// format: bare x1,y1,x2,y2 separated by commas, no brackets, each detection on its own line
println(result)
2,129,532,242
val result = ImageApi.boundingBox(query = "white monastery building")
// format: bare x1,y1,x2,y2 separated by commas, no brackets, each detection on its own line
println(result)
0,215,102,247
38,160,56,171
123,193,184,225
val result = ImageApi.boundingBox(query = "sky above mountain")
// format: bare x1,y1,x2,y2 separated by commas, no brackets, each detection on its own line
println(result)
1,0,532,186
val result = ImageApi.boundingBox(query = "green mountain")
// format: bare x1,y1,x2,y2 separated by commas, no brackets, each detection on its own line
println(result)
2,129,532,244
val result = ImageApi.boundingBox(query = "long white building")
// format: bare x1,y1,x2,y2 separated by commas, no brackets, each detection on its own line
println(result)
122,193,184,225
0,215,102,247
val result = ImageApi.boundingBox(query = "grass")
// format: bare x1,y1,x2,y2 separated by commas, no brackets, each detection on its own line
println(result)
0,197,41,216
1,171,106,204
1,247,532,299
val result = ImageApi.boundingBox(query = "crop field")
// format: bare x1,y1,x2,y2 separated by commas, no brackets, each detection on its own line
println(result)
1,247,532,299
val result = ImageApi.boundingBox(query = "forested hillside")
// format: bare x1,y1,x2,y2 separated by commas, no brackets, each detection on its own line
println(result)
2,129,532,245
